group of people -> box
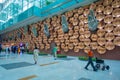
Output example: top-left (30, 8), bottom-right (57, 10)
top-left (33, 44), bottom-right (97, 72)
top-left (0, 44), bottom-right (25, 55)
top-left (1, 43), bottom-right (98, 71)
top-left (6, 46), bottom-right (25, 55)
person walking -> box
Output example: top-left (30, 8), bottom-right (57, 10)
top-left (8, 47), bottom-right (10, 54)
top-left (5, 46), bottom-right (9, 54)
top-left (5, 46), bottom-right (10, 59)
top-left (53, 45), bottom-right (58, 60)
top-left (0, 44), bottom-right (2, 54)
top-left (84, 50), bottom-right (97, 71)
top-left (18, 47), bottom-right (21, 55)
top-left (33, 47), bottom-right (39, 64)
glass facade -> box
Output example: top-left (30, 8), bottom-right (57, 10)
top-left (0, 0), bottom-right (56, 30)
top-left (0, 0), bottom-right (98, 32)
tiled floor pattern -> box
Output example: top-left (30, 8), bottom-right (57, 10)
top-left (0, 52), bottom-right (120, 80)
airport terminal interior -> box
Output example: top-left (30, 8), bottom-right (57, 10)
top-left (0, 0), bottom-right (120, 80)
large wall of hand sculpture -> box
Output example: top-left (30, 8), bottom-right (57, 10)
top-left (1, 0), bottom-right (120, 60)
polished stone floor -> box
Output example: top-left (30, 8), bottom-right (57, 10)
top-left (0, 52), bottom-right (120, 80)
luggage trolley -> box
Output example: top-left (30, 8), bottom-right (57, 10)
top-left (95, 57), bottom-right (110, 71)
